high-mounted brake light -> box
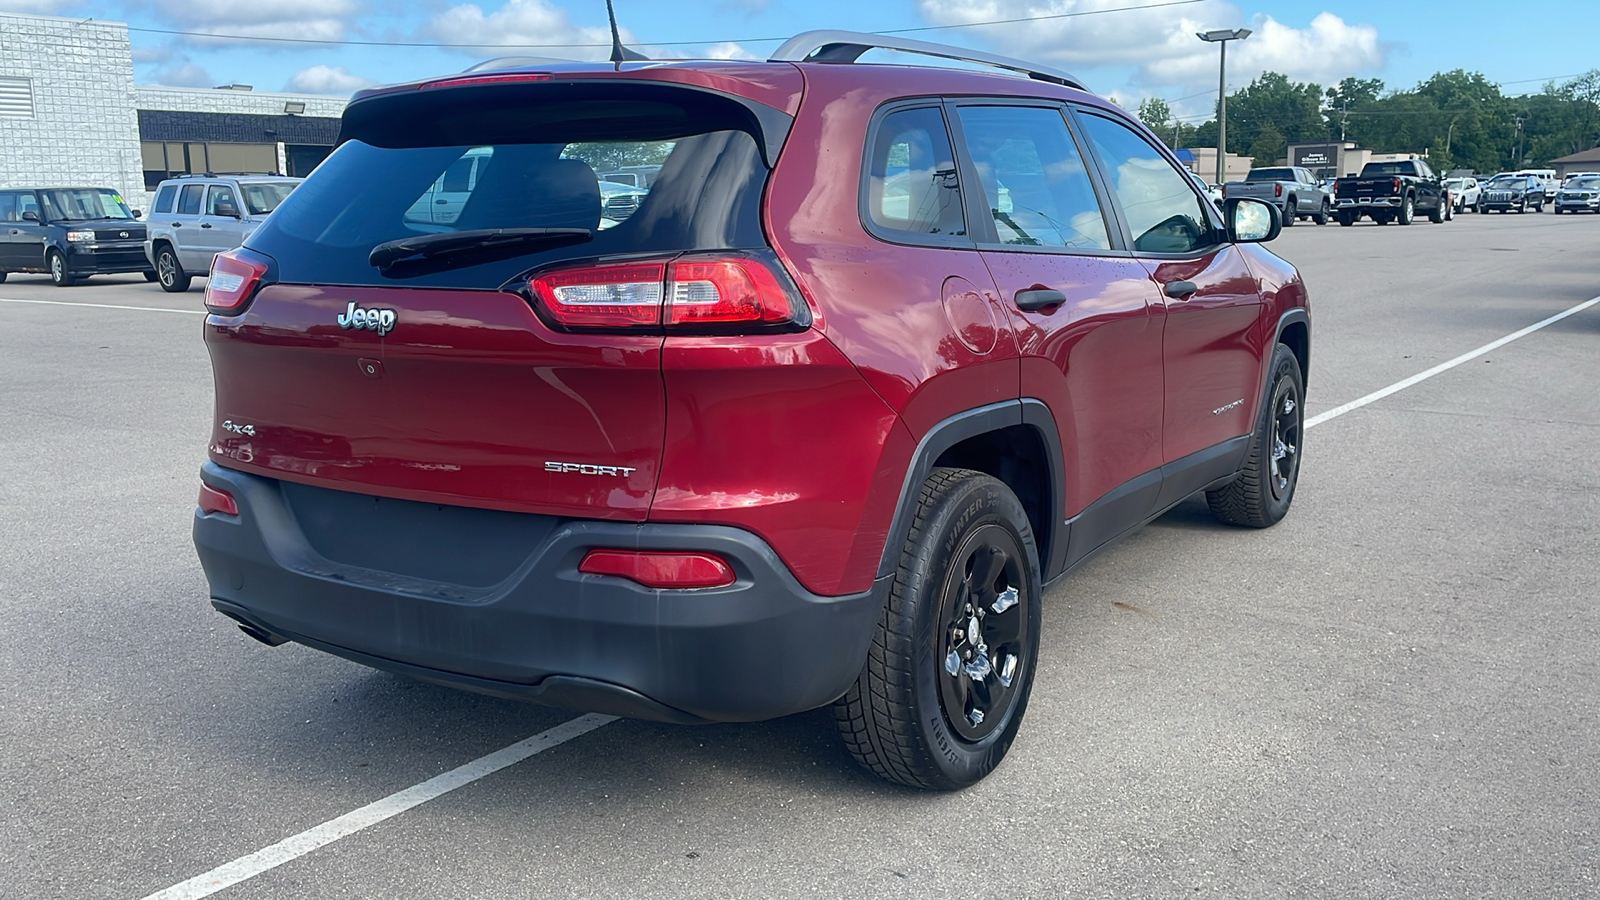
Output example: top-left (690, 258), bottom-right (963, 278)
top-left (524, 255), bottom-right (802, 332)
top-left (579, 550), bottom-right (736, 589)
top-left (420, 72), bottom-right (554, 90)
top-left (198, 483), bottom-right (238, 517)
top-left (205, 249), bottom-right (270, 314)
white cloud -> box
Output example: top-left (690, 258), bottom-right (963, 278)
top-left (424, 0), bottom-right (622, 59)
top-left (914, 0), bottom-right (1385, 110)
top-left (135, 0), bottom-right (361, 43)
top-left (147, 63), bottom-right (214, 87)
top-left (703, 41), bottom-right (757, 61)
top-left (0, 0), bottom-right (75, 12)
top-left (285, 64), bottom-right (375, 94)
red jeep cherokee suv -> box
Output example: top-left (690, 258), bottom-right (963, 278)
top-left (193, 32), bottom-right (1308, 790)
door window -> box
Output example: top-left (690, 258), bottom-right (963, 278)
top-left (206, 186), bottom-right (238, 215)
top-left (955, 105), bottom-right (1110, 250)
top-left (178, 184), bottom-right (204, 215)
top-left (15, 192), bottom-right (39, 220)
top-left (0, 192), bottom-right (15, 222)
top-left (863, 106), bottom-right (967, 240)
top-left (1077, 112), bottom-right (1216, 255)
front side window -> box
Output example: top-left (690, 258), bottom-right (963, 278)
top-left (0, 192), bottom-right (16, 222)
top-left (864, 106), bottom-right (966, 240)
top-left (206, 186), bottom-right (238, 215)
top-left (956, 105), bottom-right (1110, 250)
top-left (1077, 112), bottom-right (1215, 255)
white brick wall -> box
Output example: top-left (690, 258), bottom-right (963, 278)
top-left (133, 86), bottom-right (347, 119)
top-left (0, 12), bottom-right (144, 211)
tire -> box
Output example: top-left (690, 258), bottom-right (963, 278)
top-left (1337, 212), bottom-right (1355, 227)
top-left (1313, 200), bottom-right (1330, 225)
top-left (833, 468), bottom-right (1042, 791)
top-left (1430, 198), bottom-right (1445, 223)
top-left (1398, 196), bottom-right (1415, 225)
top-left (143, 270), bottom-right (159, 282)
top-left (48, 250), bottom-right (75, 287)
top-left (0, 271), bottom-right (7, 283)
top-left (155, 246), bottom-right (191, 293)
top-left (1280, 200), bottom-right (1295, 227)
top-left (1206, 344), bottom-right (1304, 528)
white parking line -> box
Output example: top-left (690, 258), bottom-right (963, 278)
top-left (134, 293), bottom-right (1599, 899)
top-left (1305, 293), bottom-right (1600, 429)
top-left (0, 297), bottom-right (205, 315)
top-left (140, 714), bottom-right (617, 900)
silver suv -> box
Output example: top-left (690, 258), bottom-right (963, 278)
top-left (144, 175), bottom-right (301, 292)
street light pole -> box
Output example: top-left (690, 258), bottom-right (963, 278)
top-left (1197, 28), bottom-right (1252, 188)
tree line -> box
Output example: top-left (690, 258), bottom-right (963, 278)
top-left (1137, 69), bottom-right (1600, 174)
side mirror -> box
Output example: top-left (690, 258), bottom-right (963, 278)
top-left (1224, 197), bottom-right (1281, 243)
top-left (20, 210), bottom-right (39, 222)
top-left (214, 201), bottom-right (240, 219)
top-left (132, 209), bottom-right (143, 219)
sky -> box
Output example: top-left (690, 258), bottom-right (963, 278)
top-left (3, 0), bottom-right (1593, 116)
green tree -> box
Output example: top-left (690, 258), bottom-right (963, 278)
top-left (1138, 97), bottom-right (1173, 134)
top-left (1247, 121), bottom-right (1286, 166)
top-left (1224, 72), bottom-right (1326, 156)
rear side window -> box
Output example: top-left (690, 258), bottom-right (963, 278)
top-left (0, 193), bottom-right (15, 222)
top-left (248, 85), bottom-right (775, 289)
top-left (955, 105), bottom-right (1109, 251)
top-left (153, 185), bottom-right (177, 214)
top-left (863, 106), bottom-right (966, 241)
top-left (178, 184), bottom-right (204, 215)
top-left (1077, 112), bottom-right (1215, 255)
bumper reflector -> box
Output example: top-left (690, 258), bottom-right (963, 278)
top-left (579, 550), bottom-right (736, 589)
top-left (199, 483), bottom-right (239, 517)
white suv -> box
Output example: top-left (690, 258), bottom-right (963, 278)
top-left (144, 175), bottom-right (301, 292)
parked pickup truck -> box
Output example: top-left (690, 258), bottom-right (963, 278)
top-left (1223, 167), bottom-right (1331, 226)
top-left (1333, 159), bottom-right (1450, 226)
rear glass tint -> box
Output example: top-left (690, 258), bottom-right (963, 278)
top-left (247, 86), bottom-right (775, 289)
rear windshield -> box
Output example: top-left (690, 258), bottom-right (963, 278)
top-left (247, 88), bottom-right (772, 289)
top-left (1246, 168), bottom-right (1292, 181)
top-left (1362, 162), bottom-right (1418, 176)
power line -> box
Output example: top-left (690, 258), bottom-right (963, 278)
top-left (120, 0), bottom-right (1205, 49)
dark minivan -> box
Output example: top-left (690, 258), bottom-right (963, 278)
top-left (0, 187), bottom-right (155, 286)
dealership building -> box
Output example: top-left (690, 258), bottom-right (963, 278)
top-left (0, 11), bottom-right (348, 211)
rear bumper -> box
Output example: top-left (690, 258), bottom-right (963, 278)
top-left (1333, 196), bottom-right (1402, 208)
top-left (193, 462), bottom-right (885, 724)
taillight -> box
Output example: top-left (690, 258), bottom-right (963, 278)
top-left (205, 248), bottom-right (270, 315)
top-left (578, 549), bottom-right (736, 589)
top-left (524, 254), bottom-right (804, 333)
top-left (1392, 177), bottom-right (1401, 192)
top-left (529, 261), bottom-right (665, 329)
top-left (667, 258), bottom-right (795, 326)
top-left (198, 483), bottom-right (238, 517)
top-left (1274, 183), bottom-right (1282, 197)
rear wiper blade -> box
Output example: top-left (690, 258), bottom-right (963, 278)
top-left (369, 227), bottom-right (592, 270)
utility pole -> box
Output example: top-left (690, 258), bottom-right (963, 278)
top-left (1197, 28), bottom-right (1252, 186)
top-left (1514, 115), bottom-right (1525, 163)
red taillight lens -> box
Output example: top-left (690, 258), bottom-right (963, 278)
top-left (1274, 183), bottom-right (1282, 197)
top-left (578, 550), bottom-right (736, 589)
top-left (1392, 177), bottom-right (1401, 192)
top-left (205, 249), bottom-right (269, 314)
top-left (198, 483), bottom-right (238, 516)
top-left (667, 258), bottom-right (795, 326)
top-left (529, 262), bottom-right (666, 329)
top-left (525, 255), bottom-right (802, 332)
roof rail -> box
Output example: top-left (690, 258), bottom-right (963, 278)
top-left (769, 30), bottom-right (1087, 91)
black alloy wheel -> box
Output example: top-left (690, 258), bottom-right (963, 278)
top-left (1207, 344), bottom-right (1304, 528)
top-left (936, 527), bottom-right (1031, 743)
top-left (833, 468), bottom-right (1041, 790)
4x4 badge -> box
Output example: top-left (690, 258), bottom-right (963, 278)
top-left (336, 302), bottom-right (398, 336)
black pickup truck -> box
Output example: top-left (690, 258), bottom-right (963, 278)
top-left (1332, 159), bottom-right (1450, 226)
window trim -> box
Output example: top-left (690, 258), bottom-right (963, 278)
top-left (945, 97), bottom-right (1131, 258)
top-left (1069, 105), bottom-right (1229, 261)
top-left (857, 99), bottom-right (977, 250)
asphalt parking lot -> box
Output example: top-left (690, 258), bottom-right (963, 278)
top-left (4, 210), bottom-right (1598, 899)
